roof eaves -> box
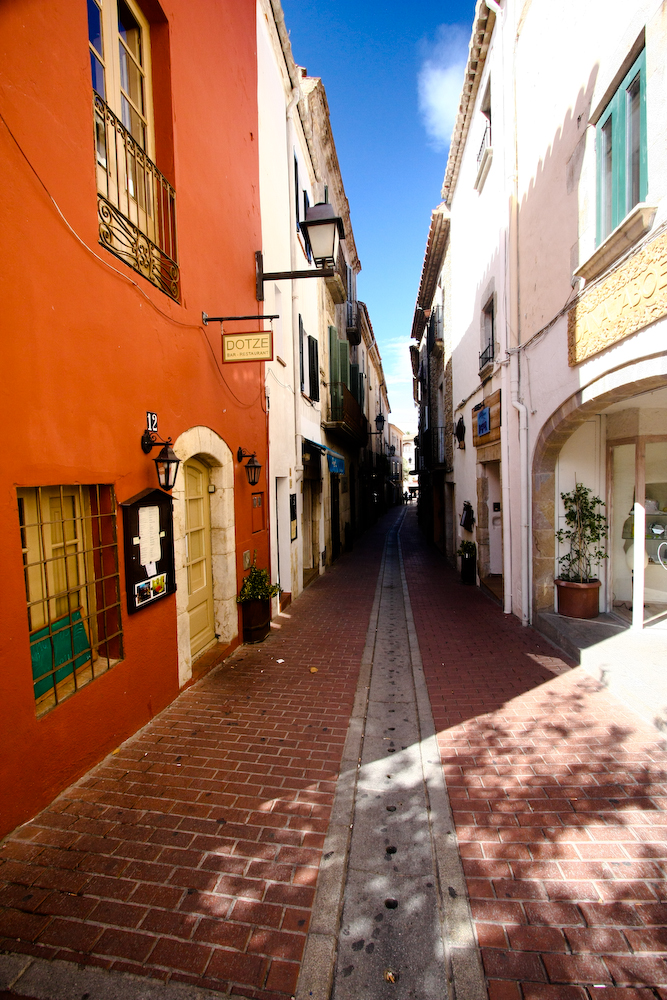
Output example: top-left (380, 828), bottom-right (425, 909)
top-left (441, 0), bottom-right (496, 207)
top-left (410, 202), bottom-right (451, 342)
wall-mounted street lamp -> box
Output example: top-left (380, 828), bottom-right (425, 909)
top-left (255, 203), bottom-right (345, 301)
top-left (141, 430), bottom-right (180, 491)
top-left (237, 448), bottom-right (262, 486)
top-left (375, 413), bottom-right (386, 434)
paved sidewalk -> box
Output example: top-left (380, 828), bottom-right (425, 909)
top-left (401, 509), bottom-right (667, 1000)
top-left (3, 506), bottom-right (667, 1000)
top-left (0, 513), bottom-right (390, 1000)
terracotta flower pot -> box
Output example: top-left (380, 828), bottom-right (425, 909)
top-left (555, 579), bottom-right (601, 619)
top-left (241, 598), bottom-right (270, 643)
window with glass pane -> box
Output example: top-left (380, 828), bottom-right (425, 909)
top-left (596, 49), bottom-right (647, 244)
top-left (18, 485), bottom-right (123, 716)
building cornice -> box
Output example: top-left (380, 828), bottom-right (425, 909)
top-left (441, 0), bottom-right (496, 207)
top-left (410, 202), bottom-right (450, 342)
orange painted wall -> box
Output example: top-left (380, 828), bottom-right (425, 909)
top-left (0, 0), bottom-right (268, 836)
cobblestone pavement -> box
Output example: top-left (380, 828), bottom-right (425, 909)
top-left (2, 506), bottom-right (667, 1000)
top-left (0, 513), bottom-right (389, 1000)
top-left (400, 509), bottom-right (667, 1000)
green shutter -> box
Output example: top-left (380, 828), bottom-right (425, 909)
top-left (338, 336), bottom-right (350, 390)
top-left (596, 48), bottom-right (647, 245)
top-left (329, 325), bottom-right (339, 384)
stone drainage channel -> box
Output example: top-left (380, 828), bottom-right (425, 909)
top-left (296, 511), bottom-right (487, 1000)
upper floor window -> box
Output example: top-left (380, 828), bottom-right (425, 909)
top-left (480, 296), bottom-right (495, 371)
top-left (88, 0), bottom-right (179, 300)
top-left (597, 49), bottom-right (647, 244)
top-left (89, 0), bottom-right (153, 153)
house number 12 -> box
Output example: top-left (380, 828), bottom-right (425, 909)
top-left (146, 412), bottom-right (158, 433)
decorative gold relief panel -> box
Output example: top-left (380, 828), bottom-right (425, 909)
top-left (568, 231), bottom-right (667, 365)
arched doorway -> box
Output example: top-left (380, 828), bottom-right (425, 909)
top-left (532, 357), bottom-right (667, 619)
top-left (172, 427), bottom-right (236, 687)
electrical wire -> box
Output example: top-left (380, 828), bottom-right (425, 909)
top-left (0, 105), bottom-right (265, 411)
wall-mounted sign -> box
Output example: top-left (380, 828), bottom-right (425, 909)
top-left (472, 389), bottom-right (501, 448)
top-left (121, 488), bottom-right (176, 614)
top-left (222, 330), bottom-right (273, 363)
top-left (477, 406), bottom-right (490, 437)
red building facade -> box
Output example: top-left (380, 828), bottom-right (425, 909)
top-left (0, 0), bottom-right (267, 836)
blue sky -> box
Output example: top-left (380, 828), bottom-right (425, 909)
top-left (280, 0), bottom-right (477, 435)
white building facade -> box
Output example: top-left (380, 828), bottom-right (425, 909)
top-left (413, 0), bottom-right (667, 715)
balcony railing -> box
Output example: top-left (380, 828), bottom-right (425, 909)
top-left (94, 94), bottom-right (179, 301)
top-left (325, 382), bottom-right (368, 445)
top-left (479, 341), bottom-right (494, 370)
top-left (346, 301), bottom-right (361, 345)
top-left (477, 120), bottom-right (491, 168)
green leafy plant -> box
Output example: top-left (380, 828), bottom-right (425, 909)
top-left (456, 540), bottom-right (477, 557)
top-left (556, 482), bottom-right (608, 583)
top-left (237, 555), bottom-right (280, 603)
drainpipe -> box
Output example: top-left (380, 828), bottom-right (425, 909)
top-left (510, 349), bottom-right (530, 624)
top-left (506, 0), bottom-right (529, 625)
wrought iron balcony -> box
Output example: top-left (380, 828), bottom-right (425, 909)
top-left (477, 120), bottom-right (491, 168)
top-left (94, 94), bottom-right (179, 301)
top-left (479, 342), bottom-right (494, 371)
top-left (325, 382), bottom-right (368, 445)
top-left (346, 301), bottom-right (361, 345)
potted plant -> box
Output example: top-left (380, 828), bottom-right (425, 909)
top-left (456, 540), bottom-right (477, 586)
top-left (555, 482), bottom-right (608, 618)
top-left (237, 556), bottom-right (280, 643)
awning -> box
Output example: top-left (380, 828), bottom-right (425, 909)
top-left (327, 450), bottom-right (345, 475)
top-left (303, 439), bottom-right (345, 475)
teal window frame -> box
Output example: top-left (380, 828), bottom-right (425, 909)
top-left (596, 49), bottom-right (647, 245)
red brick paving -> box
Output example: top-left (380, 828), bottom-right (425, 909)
top-left (401, 508), bottom-right (667, 999)
top-left (0, 515), bottom-right (389, 999)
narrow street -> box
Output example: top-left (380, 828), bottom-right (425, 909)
top-left (2, 507), bottom-right (667, 1000)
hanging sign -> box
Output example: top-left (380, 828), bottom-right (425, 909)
top-left (222, 330), bottom-right (273, 363)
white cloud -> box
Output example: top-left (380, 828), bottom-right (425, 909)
top-left (418, 24), bottom-right (469, 151)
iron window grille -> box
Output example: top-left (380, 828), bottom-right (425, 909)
top-left (17, 485), bottom-right (123, 716)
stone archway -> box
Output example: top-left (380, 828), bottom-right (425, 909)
top-left (532, 356), bottom-right (667, 615)
top-left (172, 427), bottom-right (236, 687)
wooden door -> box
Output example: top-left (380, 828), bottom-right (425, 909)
top-left (184, 458), bottom-right (215, 656)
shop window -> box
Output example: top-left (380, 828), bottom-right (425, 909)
top-left (17, 485), bottom-right (123, 716)
top-left (597, 49), bottom-right (647, 244)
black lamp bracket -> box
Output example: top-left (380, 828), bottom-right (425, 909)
top-left (237, 447), bottom-right (256, 463)
top-left (255, 251), bottom-right (335, 302)
top-left (141, 431), bottom-right (173, 454)
top-left (202, 312), bottom-right (279, 325)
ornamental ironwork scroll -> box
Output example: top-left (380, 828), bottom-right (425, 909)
top-left (94, 95), bottom-right (179, 302)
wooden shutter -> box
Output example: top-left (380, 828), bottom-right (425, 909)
top-left (308, 336), bottom-right (319, 401)
top-left (350, 363), bottom-right (359, 405)
top-left (338, 335), bottom-right (350, 390)
top-left (329, 325), bottom-right (339, 385)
